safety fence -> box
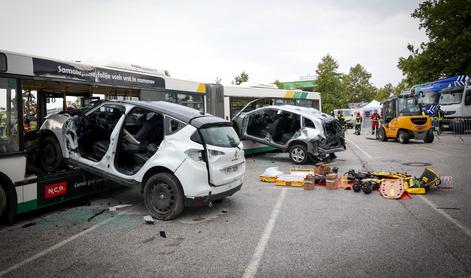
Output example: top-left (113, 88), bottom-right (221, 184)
top-left (440, 117), bottom-right (471, 135)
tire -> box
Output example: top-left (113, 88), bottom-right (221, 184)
top-left (352, 183), bottom-right (361, 192)
top-left (289, 144), bottom-right (308, 164)
top-left (0, 184), bottom-right (7, 220)
top-left (424, 130), bottom-right (434, 143)
top-left (39, 135), bottom-right (63, 173)
top-left (397, 131), bottom-right (409, 144)
top-left (377, 127), bottom-right (387, 142)
top-left (143, 173), bottom-right (184, 221)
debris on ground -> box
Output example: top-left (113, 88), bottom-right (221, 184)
top-left (109, 204), bottom-right (132, 212)
top-left (259, 162), bottom-right (444, 200)
top-left (21, 222), bottom-right (36, 228)
top-left (275, 175), bottom-right (305, 187)
top-left (259, 167), bottom-right (284, 182)
top-left (87, 209), bottom-right (106, 222)
top-left (143, 215), bottom-right (155, 224)
top-left (160, 231), bottom-right (167, 238)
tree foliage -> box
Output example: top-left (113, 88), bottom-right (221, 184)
top-left (398, 0), bottom-right (471, 84)
top-left (233, 71), bottom-right (249, 85)
top-left (344, 64), bottom-right (376, 103)
top-left (313, 55), bottom-right (347, 113)
top-left (375, 83), bottom-right (395, 101)
top-left (273, 79), bottom-right (284, 89)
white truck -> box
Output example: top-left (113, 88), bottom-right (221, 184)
top-left (438, 76), bottom-right (471, 133)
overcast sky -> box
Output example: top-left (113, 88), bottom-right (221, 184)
top-left (1, 0), bottom-right (426, 87)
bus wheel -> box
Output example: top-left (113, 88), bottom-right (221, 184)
top-left (377, 127), bottom-right (387, 142)
top-left (397, 131), bottom-right (409, 144)
top-left (143, 173), bottom-right (184, 221)
top-left (424, 130), bottom-right (434, 143)
top-left (39, 136), bottom-right (63, 173)
top-left (0, 183), bottom-right (6, 219)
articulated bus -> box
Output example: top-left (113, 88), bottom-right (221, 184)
top-left (0, 50), bottom-right (320, 221)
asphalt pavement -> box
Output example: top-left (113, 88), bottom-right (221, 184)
top-left (1, 130), bottom-right (470, 278)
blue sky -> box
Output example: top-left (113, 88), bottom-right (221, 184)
top-left (1, 0), bottom-right (427, 87)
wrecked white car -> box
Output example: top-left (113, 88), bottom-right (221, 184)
top-left (39, 101), bottom-right (245, 220)
top-left (233, 105), bottom-right (345, 164)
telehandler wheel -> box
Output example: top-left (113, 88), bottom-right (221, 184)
top-left (397, 131), bottom-right (409, 144)
top-left (377, 127), bottom-right (387, 142)
top-left (424, 130), bottom-right (434, 143)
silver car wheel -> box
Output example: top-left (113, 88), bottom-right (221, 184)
top-left (291, 147), bottom-right (305, 163)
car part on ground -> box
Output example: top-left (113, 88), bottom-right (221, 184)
top-left (259, 164), bottom-right (443, 200)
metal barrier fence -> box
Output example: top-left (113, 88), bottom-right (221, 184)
top-left (441, 117), bottom-right (471, 134)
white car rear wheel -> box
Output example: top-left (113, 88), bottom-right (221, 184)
top-left (289, 144), bottom-right (308, 164)
top-left (143, 173), bottom-right (184, 221)
top-left (0, 184), bottom-right (6, 219)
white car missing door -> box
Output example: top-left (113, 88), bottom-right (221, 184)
top-left (39, 101), bottom-right (245, 220)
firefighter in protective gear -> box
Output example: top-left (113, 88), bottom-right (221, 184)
top-left (371, 110), bottom-right (380, 135)
top-left (354, 112), bottom-right (362, 135)
top-left (0, 113), bottom-right (8, 152)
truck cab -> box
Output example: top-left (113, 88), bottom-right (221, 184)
top-left (438, 76), bottom-right (471, 132)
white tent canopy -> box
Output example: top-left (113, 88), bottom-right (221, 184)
top-left (360, 100), bottom-right (382, 114)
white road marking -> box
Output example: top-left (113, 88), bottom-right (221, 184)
top-left (0, 211), bottom-right (126, 277)
top-left (418, 195), bottom-right (471, 238)
top-left (420, 146), bottom-right (453, 157)
top-left (346, 139), bottom-right (372, 159)
top-left (243, 187), bottom-right (287, 278)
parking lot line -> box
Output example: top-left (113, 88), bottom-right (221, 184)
top-left (0, 211), bottom-right (127, 277)
top-left (420, 146), bottom-right (453, 157)
top-left (346, 139), bottom-right (373, 159)
top-left (418, 195), bottom-right (471, 238)
top-left (242, 188), bottom-right (287, 278)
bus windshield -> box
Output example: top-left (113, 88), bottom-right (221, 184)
top-left (398, 96), bottom-right (420, 116)
top-left (419, 91), bottom-right (438, 105)
top-left (439, 91), bottom-right (463, 105)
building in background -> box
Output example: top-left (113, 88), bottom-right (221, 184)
top-left (280, 74), bottom-right (316, 91)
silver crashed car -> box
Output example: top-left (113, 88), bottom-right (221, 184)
top-left (233, 105), bottom-right (345, 164)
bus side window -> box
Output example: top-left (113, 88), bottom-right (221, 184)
top-left (0, 78), bottom-right (19, 153)
top-left (22, 90), bottom-right (38, 132)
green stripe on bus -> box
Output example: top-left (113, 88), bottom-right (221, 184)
top-left (244, 146), bottom-right (276, 155)
top-left (301, 92), bottom-right (308, 99)
top-left (17, 199), bottom-right (38, 213)
top-left (293, 92), bottom-right (301, 99)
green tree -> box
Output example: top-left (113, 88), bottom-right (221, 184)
top-left (273, 80), bottom-right (285, 89)
top-left (398, 0), bottom-right (471, 84)
top-left (313, 55), bottom-right (346, 113)
top-left (394, 79), bottom-right (410, 95)
top-left (375, 83), bottom-right (395, 101)
top-left (233, 71), bottom-right (249, 85)
top-left (343, 64), bottom-right (376, 103)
